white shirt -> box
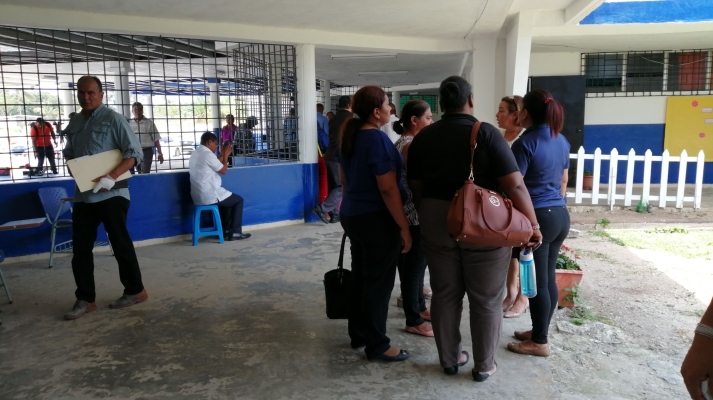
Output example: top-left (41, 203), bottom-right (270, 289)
top-left (189, 145), bottom-right (232, 205)
top-left (381, 115), bottom-right (400, 144)
top-left (506, 129), bottom-right (524, 148)
top-left (129, 117), bottom-right (161, 148)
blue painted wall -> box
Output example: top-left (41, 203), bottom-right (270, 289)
top-left (583, 124), bottom-right (712, 184)
top-left (582, 0), bottom-right (713, 25)
top-left (0, 163), bottom-right (313, 258)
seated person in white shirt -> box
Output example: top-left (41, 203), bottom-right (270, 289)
top-left (189, 132), bottom-right (251, 241)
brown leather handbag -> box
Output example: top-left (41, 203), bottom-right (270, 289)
top-left (446, 122), bottom-right (533, 247)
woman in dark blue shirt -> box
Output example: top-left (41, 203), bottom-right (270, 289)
top-left (338, 86), bottom-right (412, 362)
top-left (509, 89), bottom-right (571, 357)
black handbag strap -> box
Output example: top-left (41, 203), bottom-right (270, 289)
top-left (338, 232), bottom-right (347, 270)
top-left (468, 121), bottom-right (482, 182)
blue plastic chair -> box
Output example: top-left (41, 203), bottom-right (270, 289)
top-left (192, 204), bottom-right (224, 246)
top-left (38, 187), bottom-right (74, 269)
top-left (0, 249), bottom-right (12, 304)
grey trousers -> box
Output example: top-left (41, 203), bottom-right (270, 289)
top-left (419, 198), bottom-right (510, 372)
top-left (319, 161), bottom-right (342, 214)
top-left (138, 147), bottom-right (154, 174)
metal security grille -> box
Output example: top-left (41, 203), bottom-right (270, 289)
top-left (328, 84), bottom-right (392, 114)
top-left (0, 26), bottom-right (298, 183)
top-left (582, 50), bottom-right (713, 97)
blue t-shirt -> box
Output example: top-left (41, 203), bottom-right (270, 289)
top-left (511, 124), bottom-right (570, 209)
top-left (338, 128), bottom-right (404, 216)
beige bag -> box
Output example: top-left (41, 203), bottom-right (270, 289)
top-left (446, 122), bottom-right (533, 247)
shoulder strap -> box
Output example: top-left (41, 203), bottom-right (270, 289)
top-left (337, 232), bottom-right (347, 270)
top-left (468, 121), bottom-right (482, 181)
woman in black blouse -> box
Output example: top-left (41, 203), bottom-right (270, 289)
top-left (408, 76), bottom-right (542, 381)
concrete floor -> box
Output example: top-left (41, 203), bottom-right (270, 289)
top-left (0, 223), bottom-right (559, 399)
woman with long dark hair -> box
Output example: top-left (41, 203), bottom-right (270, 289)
top-left (338, 85), bottom-right (413, 362)
top-left (408, 76), bottom-right (541, 381)
top-left (508, 89), bottom-right (570, 357)
top-left (393, 100), bottom-right (434, 337)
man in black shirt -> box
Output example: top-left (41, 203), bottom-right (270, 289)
top-left (314, 95), bottom-right (352, 223)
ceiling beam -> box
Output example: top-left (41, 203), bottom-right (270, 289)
top-left (564, 0), bottom-right (605, 25)
top-left (128, 36), bottom-right (218, 58)
top-left (0, 28), bottom-right (126, 61)
top-left (29, 29), bottom-right (142, 60)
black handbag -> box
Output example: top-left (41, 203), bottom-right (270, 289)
top-left (323, 233), bottom-right (351, 319)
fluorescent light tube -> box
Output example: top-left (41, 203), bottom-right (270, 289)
top-left (331, 53), bottom-right (397, 60)
top-left (358, 71), bottom-right (409, 76)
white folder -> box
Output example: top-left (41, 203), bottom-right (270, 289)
top-left (66, 149), bottom-right (132, 193)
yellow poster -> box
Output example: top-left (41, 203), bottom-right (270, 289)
top-left (664, 96), bottom-right (713, 161)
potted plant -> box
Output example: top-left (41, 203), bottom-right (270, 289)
top-left (582, 167), bottom-right (594, 190)
top-left (555, 244), bottom-right (584, 309)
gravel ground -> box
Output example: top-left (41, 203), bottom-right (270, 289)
top-left (541, 227), bottom-right (711, 400)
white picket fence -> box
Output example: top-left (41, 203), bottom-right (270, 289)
top-left (567, 148), bottom-right (705, 210)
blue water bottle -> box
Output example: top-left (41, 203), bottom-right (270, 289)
top-left (520, 248), bottom-right (537, 298)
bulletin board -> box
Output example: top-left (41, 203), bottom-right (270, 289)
top-left (664, 96), bottom-right (713, 161)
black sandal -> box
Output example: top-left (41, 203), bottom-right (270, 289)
top-left (443, 350), bottom-right (469, 375)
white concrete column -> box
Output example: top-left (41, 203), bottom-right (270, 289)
top-left (506, 11), bottom-right (534, 97)
top-left (296, 44), bottom-right (318, 164)
top-left (469, 37), bottom-right (498, 124)
top-left (58, 81), bottom-right (75, 118)
top-left (141, 93), bottom-right (154, 119)
top-left (120, 74), bottom-right (131, 117)
top-left (392, 91), bottom-right (401, 115)
top-left (322, 80), bottom-right (332, 114)
top-left (207, 79), bottom-right (221, 131)
top-left (108, 61), bottom-right (132, 117)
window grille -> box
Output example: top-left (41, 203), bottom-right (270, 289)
top-left (398, 95), bottom-right (439, 114)
top-left (327, 84), bottom-right (392, 114)
top-left (0, 26), bottom-right (298, 183)
top-left (582, 50), bottom-right (713, 97)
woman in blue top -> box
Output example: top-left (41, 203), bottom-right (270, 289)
top-left (508, 89), bottom-right (571, 357)
top-left (338, 85), bottom-right (413, 362)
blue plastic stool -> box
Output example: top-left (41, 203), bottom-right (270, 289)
top-left (192, 204), bottom-right (224, 246)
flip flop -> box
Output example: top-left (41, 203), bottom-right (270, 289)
top-left (443, 350), bottom-right (469, 375)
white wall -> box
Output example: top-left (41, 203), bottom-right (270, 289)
top-left (495, 38), bottom-right (507, 99)
top-left (584, 97), bottom-right (667, 125)
top-left (529, 52), bottom-right (580, 77)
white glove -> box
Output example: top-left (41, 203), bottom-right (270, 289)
top-left (92, 176), bottom-right (116, 193)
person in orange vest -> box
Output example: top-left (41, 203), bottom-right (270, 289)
top-left (31, 117), bottom-right (58, 175)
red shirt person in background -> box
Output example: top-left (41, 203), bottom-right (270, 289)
top-left (30, 117), bottom-right (58, 175)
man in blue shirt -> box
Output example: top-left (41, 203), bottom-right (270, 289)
top-left (316, 104), bottom-right (329, 136)
top-left (62, 76), bottom-right (147, 320)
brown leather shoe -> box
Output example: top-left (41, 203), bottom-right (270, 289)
top-left (64, 300), bottom-right (97, 320)
top-left (514, 330), bottom-right (532, 341)
top-left (507, 341), bottom-right (550, 357)
top-left (420, 309), bottom-right (431, 321)
top-left (109, 289), bottom-right (148, 309)
top-left (404, 322), bottom-right (434, 337)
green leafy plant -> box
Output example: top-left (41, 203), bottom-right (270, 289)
top-left (594, 218), bottom-right (610, 229)
top-left (565, 284), bottom-right (615, 325)
top-left (583, 167), bottom-right (594, 176)
top-left (564, 286), bottom-right (581, 302)
top-left (557, 245), bottom-right (582, 271)
top-left (645, 227), bottom-right (688, 234)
